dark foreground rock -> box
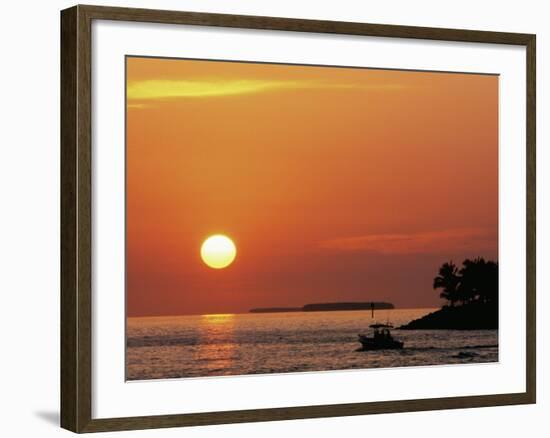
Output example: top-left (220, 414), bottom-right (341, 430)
top-left (400, 303), bottom-right (498, 330)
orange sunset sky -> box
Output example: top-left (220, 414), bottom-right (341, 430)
top-left (126, 56), bottom-right (498, 317)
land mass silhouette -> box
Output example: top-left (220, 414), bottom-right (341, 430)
top-left (400, 302), bottom-right (498, 330)
top-left (401, 257), bottom-right (498, 330)
top-left (249, 302), bottom-right (394, 313)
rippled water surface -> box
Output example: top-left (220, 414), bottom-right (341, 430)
top-left (127, 309), bottom-right (498, 380)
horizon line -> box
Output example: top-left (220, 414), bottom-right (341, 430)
top-left (127, 305), bottom-right (441, 319)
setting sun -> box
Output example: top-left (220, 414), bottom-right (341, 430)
top-left (200, 235), bottom-right (237, 269)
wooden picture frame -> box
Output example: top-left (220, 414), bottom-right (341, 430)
top-left (61, 4), bottom-right (536, 433)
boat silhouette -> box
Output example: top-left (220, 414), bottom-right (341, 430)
top-left (358, 324), bottom-right (404, 351)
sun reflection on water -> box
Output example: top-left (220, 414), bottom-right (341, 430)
top-left (200, 313), bottom-right (236, 324)
top-left (195, 313), bottom-right (237, 374)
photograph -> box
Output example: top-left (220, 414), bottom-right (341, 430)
top-left (125, 56), bottom-right (499, 381)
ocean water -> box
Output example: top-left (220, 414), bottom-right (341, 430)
top-left (126, 308), bottom-right (498, 380)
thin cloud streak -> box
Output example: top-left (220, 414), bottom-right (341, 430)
top-left (127, 103), bottom-right (148, 109)
top-left (126, 78), bottom-right (404, 101)
top-left (319, 228), bottom-right (497, 255)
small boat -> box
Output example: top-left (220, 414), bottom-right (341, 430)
top-left (358, 324), bottom-right (404, 350)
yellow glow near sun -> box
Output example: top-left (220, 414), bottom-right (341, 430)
top-left (200, 235), bottom-right (237, 269)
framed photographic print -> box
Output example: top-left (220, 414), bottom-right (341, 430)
top-left (60, 4), bottom-right (536, 433)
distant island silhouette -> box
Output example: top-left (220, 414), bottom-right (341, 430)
top-left (250, 302), bottom-right (394, 313)
top-left (401, 257), bottom-right (498, 330)
top-left (249, 307), bottom-right (302, 313)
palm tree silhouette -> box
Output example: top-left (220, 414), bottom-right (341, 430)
top-left (458, 258), bottom-right (498, 305)
top-left (433, 262), bottom-right (460, 307)
top-left (433, 258), bottom-right (498, 307)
